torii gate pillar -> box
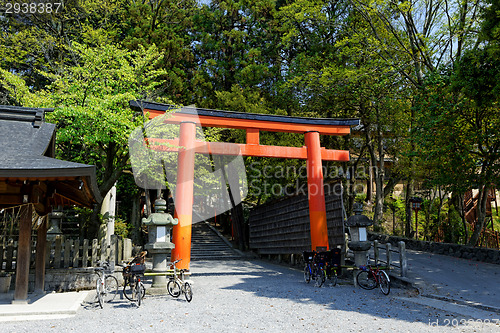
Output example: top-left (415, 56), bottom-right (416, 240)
top-left (305, 131), bottom-right (329, 251)
top-left (170, 121), bottom-right (196, 270)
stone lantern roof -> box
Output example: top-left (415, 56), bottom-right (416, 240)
top-left (346, 202), bottom-right (373, 227)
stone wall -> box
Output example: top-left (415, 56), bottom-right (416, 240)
top-left (26, 268), bottom-right (124, 292)
top-left (368, 232), bottom-right (500, 265)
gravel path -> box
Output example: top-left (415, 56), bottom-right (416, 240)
top-left (3, 259), bottom-right (499, 332)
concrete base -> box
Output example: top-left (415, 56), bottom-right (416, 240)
top-left (146, 287), bottom-right (168, 295)
top-left (353, 250), bottom-right (369, 267)
top-left (11, 299), bottom-right (29, 305)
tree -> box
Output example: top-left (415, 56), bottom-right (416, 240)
top-left (413, 61), bottom-right (500, 246)
top-left (276, 0), bottom-right (411, 225)
top-left (1, 42), bottom-right (167, 237)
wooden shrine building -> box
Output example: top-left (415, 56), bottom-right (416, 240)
top-left (0, 105), bottom-right (101, 302)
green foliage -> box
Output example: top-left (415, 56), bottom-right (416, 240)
top-left (0, 0), bottom-right (496, 244)
top-left (114, 217), bottom-right (130, 239)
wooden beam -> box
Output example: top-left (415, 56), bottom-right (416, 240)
top-left (35, 218), bottom-right (48, 293)
top-left (146, 109), bottom-right (352, 136)
top-left (147, 139), bottom-right (350, 162)
top-left (246, 129), bottom-right (260, 145)
top-left (14, 204), bottom-right (32, 302)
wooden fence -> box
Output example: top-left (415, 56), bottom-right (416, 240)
top-left (370, 240), bottom-right (408, 277)
top-left (0, 235), bottom-right (132, 272)
top-left (249, 182), bottom-right (344, 254)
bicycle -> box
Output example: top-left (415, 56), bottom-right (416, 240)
top-left (122, 261), bottom-right (146, 306)
top-left (356, 264), bottom-right (391, 295)
top-left (94, 261), bottom-right (119, 308)
top-left (302, 251), bottom-right (317, 284)
top-left (313, 251), bottom-right (328, 287)
top-left (324, 248), bottom-right (341, 287)
top-left (167, 259), bottom-right (192, 302)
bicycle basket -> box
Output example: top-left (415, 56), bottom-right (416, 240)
top-left (315, 251), bottom-right (328, 264)
top-left (330, 248), bottom-right (341, 266)
top-left (130, 263), bottom-right (146, 274)
top-left (303, 251), bottom-right (315, 263)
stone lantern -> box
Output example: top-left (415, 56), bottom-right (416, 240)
top-left (142, 198), bottom-right (178, 294)
top-left (346, 202), bottom-right (373, 267)
top-left (46, 210), bottom-right (64, 241)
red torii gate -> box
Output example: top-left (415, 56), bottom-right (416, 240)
top-left (131, 101), bottom-right (359, 270)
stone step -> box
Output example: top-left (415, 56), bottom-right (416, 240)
top-left (190, 222), bottom-right (242, 261)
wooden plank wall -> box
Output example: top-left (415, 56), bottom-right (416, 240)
top-left (249, 182), bottom-right (344, 254)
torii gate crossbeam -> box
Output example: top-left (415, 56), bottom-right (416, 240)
top-left (131, 101), bottom-right (360, 270)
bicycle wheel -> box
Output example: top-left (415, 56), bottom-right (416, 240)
top-left (314, 266), bottom-right (325, 287)
top-left (378, 270), bottom-right (391, 295)
top-left (304, 265), bottom-right (311, 283)
top-left (167, 279), bottom-right (181, 298)
top-left (104, 275), bottom-right (119, 303)
top-left (331, 269), bottom-right (338, 287)
top-left (356, 270), bottom-right (377, 290)
top-left (136, 281), bottom-right (145, 306)
top-left (123, 277), bottom-right (135, 301)
top-left (184, 282), bottom-right (192, 302)
top-left (96, 278), bottom-right (104, 308)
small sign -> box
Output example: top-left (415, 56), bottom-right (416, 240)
top-left (156, 226), bottom-right (166, 242)
top-left (359, 228), bottom-right (367, 241)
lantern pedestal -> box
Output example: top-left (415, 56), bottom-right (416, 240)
top-left (142, 199), bottom-right (178, 295)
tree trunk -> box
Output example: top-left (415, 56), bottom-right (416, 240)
top-left (130, 191), bottom-right (143, 246)
top-left (405, 180), bottom-right (414, 238)
top-left (370, 131), bottom-right (385, 227)
top-left (469, 186), bottom-right (489, 246)
top-left (366, 158), bottom-right (373, 203)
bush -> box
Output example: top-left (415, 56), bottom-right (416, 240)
top-left (114, 217), bottom-right (130, 238)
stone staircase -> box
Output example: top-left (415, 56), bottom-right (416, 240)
top-left (190, 222), bottom-right (242, 260)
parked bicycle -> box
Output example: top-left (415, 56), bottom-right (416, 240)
top-left (303, 251), bottom-right (317, 284)
top-left (303, 250), bottom-right (341, 287)
top-left (122, 257), bottom-right (146, 306)
top-left (167, 259), bottom-right (192, 302)
top-left (94, 261), bottom-right (119, 308)
top-left (356, 263), bottom-right (391, 295)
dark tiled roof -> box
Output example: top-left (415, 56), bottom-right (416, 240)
top-left (0, 155), bottom-right (96, 178)
top-left (0, 121), bottom-right (55, 156)
top-left (130, 100), bottom-right (361, 127)
top-left (0, 105), bottom-right (102, 206)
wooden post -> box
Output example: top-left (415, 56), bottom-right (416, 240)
top-left (73, 239), bottom-right (80, 268)
top-left (305, 131), bottom-right (329, 251)
top-left (399, 241), bottom-right (408, 277)
top-left (117, 237), bottom-right (123, 264)
top-left (64, 239), bottom-right (72, 268)
top-left (83, 239), bottom-right (89, 268)
top-left (109, 235), bottom-right (117, 265)
top-left (386, 243), bottom-right (392, 270)
top-left (373, 240), bottom-right (379, 265)
top-left (34, 219), bottom-right (48, 293)
top-left (14, 204), bottom-right (32, 302)
top-left (91, 238), bottom-right (98, 267)
top-left (0, 245), bottom-right (3, 272)
top-left (100, 239), bottom-right (107, 262)
top-left (5, 239), bottom-right (14, 271)
top-left (54, 236), bottom-right (62, 269)
top-left (171, 121), bottom-right (196, 270)
top-left (45, 239), bottom-right (52, 268)
top-left (123, 238), bottom-right (132, 260)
